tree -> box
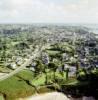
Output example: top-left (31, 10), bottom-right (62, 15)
top-left (62, 64), bottom-right (69, 80)
top-left (76, 68), bottom-right (87, 81)
top-left (65, 68), bottom-right (69, 80)
top-left (44, 65), bottom-right (48, 84)
top-left (34, 60), bottom-right (45, 76)
top-left (76, 62), bottom-right (80, 77)
top-left (48, 62), bottom-right (58, 82)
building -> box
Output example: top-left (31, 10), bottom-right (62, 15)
top-left (8, 63), bottom-right (17, 69)
top-left (62, 53), bottom-right (69, 61)
top-left (42, 52), bottom-right (49, 65)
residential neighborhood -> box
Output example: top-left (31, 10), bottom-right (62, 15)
top-left (0, 24), bottom-right (98, 100)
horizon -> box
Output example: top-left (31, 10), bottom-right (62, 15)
top-left (0, 22), bottom-right (98, 25)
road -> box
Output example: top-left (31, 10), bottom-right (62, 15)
top-left (0, 48), bottom-right (39, 81)
top-left (0, 44), bottom-right (50, 81)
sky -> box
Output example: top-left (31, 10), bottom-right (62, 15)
top-left (0, 0), bottom-right (98, 23)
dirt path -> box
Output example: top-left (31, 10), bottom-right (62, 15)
top-left (19, 92), bottom-right (70, 100)
top-left (19, 92), bottom-right (95, 100)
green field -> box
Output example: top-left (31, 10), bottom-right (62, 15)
top-left (31, 71), bottom-right (67, 86)
top-left (0, 66), bottom-right (11, 73)
top-left (0, 95), bottom-right (4, 100)
top-left (0, 70), bottom-right (36, 100)
top-left (0, 69), bottom-right (58, 100)
top-left (46, 50), bottom-right (60, 55)
top-left (0, 69), bottom-right (77, 100)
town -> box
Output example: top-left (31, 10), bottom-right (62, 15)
top-left (0, 24), bottom-right (98, 100)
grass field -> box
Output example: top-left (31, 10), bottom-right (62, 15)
top-left (16, 69), bottom-right (34, 80)
top-left (0, 95), bottom-right (4, 100)
top-left (0, 69), bottom-right (77, 100)
top-left (0, 69), bottom-right (60, 100)
top-left (0, 69), bottom-right (36, 100)
top-left (31, 74), bottom-right (46, 86)
top-left (46, 50), bottom-right (60, 55)
top-left (31, 71), bottom-right (67, 86)
top-left (0, 66), bottom-right (11, 73)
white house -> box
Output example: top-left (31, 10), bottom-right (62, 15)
top-left (64, 64), bottom-right (69, 70)
top-left (84, 47), bottom-right (89, 55)
top-left (62, 53), bottom-right (69, 61)
top-left (8, 63), bottom-right (17, 69)
top-left (16, 57), bottom-right (23, 66)
top-left (69, 67), bottom-right (76, 77)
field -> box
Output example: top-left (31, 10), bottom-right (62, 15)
top-left (0, 70), bottom-right (36, 100)
top-left (0, 69), bottom-right (57, 100)
top-left (0, 95), bottom-right (4, 100)
top-left (46, 49), bottom-right (60, 55)
top-left (31, 71), bottom-right (67, 86)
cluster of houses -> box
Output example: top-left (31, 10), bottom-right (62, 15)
top-left (3, 29), bottom-right (97, 78)
top-left (39, 52), bottom-right (77, 76)
top-left (29, 61), bottom-right (37, 71)
top-left (41, 52), bottom-right (50, 65)
top-left (5, 37), bottom-right (98, 78)
top-left (29, 37), bottom-right (98, 77)
top-left (76, 38), bottom-right (98, 69)
top-left (6, 56), bottom-right (26, 69)
top-left (28, 52), bottom-right (77, 77)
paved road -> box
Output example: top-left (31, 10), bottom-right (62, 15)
top-left (0, 49), bottom-right (39, 81)
top-left (0, 44), bottom-right (50, 81)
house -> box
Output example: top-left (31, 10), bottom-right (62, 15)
top-left (24, 58), bottom-right (28, 62)
top-left (16, 60), bottom-right (23, 66)
top-left (64, 64), bottom-right (69, 70)
top-left (85, 39), bottom-right (96, 47)
top-left (30, 67), bottom-right (35, 71)
top-left (95, 46), bottom-right (98, 55)
top-left (7, 58), bottom-right (12, 62)
top-left (74, 54), bottom-right (78, 58)
top-left (53, 58), bottom-right (59, 63)
top-left (80, 61), bottom-right (85, 68)
top-left (26, 61), bottom-right (36, 71)
top-left (80, 59), bottom-right (92, 69)
top-left (69, 67), bottom-right (76, 77)
top-left (42, 52), bottom-right (49, 65)
top-left (70, 57), bottom-right (77, 63)
top-left (56, 64), bottom-right (69, 72)
top-left (16, 57), bottom-right (23, 66)
top-left (8, 63), bottom-right (17, 69)
top-left (95, 62), bottom-right (98, 68)
top-left (93, 61), bottom-right (98, 68)
top-left (84, 47), bottom-right (89, 56)
top-left (56, 66), bottom-right (63, 72)
top-left (62, 53), bottom-right (69, 61)
top-left (79, 58), bottom-right (88, 64)
top-left (31, 62), bottom-right (37, 67)
top-left (64, 64), bottom-right (76, 77)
